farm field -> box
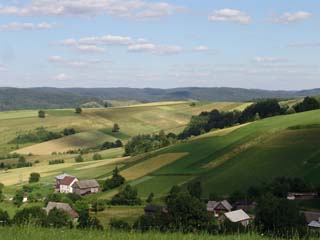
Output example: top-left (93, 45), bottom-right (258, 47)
top-left (0, 101), bottom-right (320, 223)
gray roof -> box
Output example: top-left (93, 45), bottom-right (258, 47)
top-left (303, 211), bottom-right (320, 223)
top-left (308, 221), bottom-right (320, 228)
top-left (44, 202), bottom-right (79, 218)
top-left (55, 173), bottom-right (74, 180)
top-left (224, 209), bottom-right (250, 223)
top-left (73, 179), bottom-right (99, 189)
top-left (207, 200), bottom-right (232, 211)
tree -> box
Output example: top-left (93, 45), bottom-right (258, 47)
top-left (75, 154), bottom-right (84, 162)
top-left (47, 208), bottom-right (73, 228)
top-left (38, 110), bottom-right (45, 118)
top-left (91, 199), bottom-right (106, 213)
top-left (165, 188), bottom-right (212, 233)
top-left (0, 183), bottom-right (4, 202)
top-left (109, 219), bottom-right (131, 231)
top-left (13, 190), bottom-right (24, 207)
top-left (63, 128), bottom-right (76, 136)
top-left (294, 96), bottom-right (320, 113)
top-left (75, 107), bottom-right (82, 114)
top-left (103, 166), bottom-right (125, 191)
top-left (0, 209), bottom-right (10, 226)
top-left (92, 153), bottom-right (102, 160)
top-left (111, 185), bottom-right (141, 205)
top-left (75, 200), bottom-right (103, 230)
top-left (29, 172), bottom-right (40, 183)
top-left (112, 123), bottom-right (120, 132)
top-left (255, 194), bottom-right (305, 236)
top-left (13, 206), bottom-right (47, 226)
top-left (146, 192), bottom-right (154, 204)
top-left (187, 181), bottom-right (202, 199)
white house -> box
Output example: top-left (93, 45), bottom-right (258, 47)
top-left (59, 176), bottom-right (78, 193)
top-left (224, 209), bottom-right (251, 227)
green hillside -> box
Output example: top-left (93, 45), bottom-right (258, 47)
top-left (131, 109), bottom-right (320, 197)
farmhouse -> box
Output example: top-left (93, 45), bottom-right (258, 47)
top-left (207, 200), bottom-right (232, 216)
top-left (44, 202), bottom-right (79, 220)
top-left (223, 209), bottom-right (251, 227)
top-left (72, 179), bottom-right (100, 195)
top-left (57, 176), bottom-right (78, 193)
top-left (144, 205), bottom-right (168, 216)
top-left (55, 173), bottom-right (77, 193)
top-left (303, 211), bottom-right (320, 229)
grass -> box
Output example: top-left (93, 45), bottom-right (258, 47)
top-left (0, 226), bottom-right (312, 240)
top-left (134, 109), bottom-right (320, 196)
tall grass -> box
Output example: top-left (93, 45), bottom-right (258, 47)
top-left (0, 227), bottom-right (316, 240)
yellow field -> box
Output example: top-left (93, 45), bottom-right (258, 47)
top-left (0, 158), bottom-right (125, 186)
top-left (121, 153), bottom-right (188, 181)
top-left (14, 131), bottom-right (115, 155)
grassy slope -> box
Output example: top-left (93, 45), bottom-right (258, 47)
top-left (133, 109), bottom-right (320, 197)
top-left (0, 227), bottom-right (306, 240)
top-left (0, 102), bottom-right (244, 155)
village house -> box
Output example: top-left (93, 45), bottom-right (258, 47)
top-left (287, 192), bottom-right (318, 200)
top-left (58, 176), bottom-right (78, 193)
top-left (55, 173), bottom-right (77, 192)
top-left (144, 205), bottom-right (168, 216)
top-left (223, 209), bottom-right (251, 227)
top-left (303, 211), bottom-right (320, 229)
top-left (44, 202), bottom-right (79, 220)
top-left (72, 179), bottom-right (100, 195)
top-left (207, 200), bottom-right (232, 216)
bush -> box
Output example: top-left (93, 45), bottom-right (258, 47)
top-left (63, 128), bottom-right (76, 136)
top-left (103, 167), bottom-right (125, 191)
top-left (111, 185), bottom-right (141, 206)
top-left (47, 208), bottom-right (73, 228)
top-left (109, 219), bottom-right (131, 231)
top-left (92, 153), bottom-right (102, 160)
top-left (0, 209), bottom-right (10, 226)
top-left (13, 206), bottom-right (47, 226)
top-left (91, 199), bottom-right (106, 212)
top-left (38, 110), bottom-right (45, 118)
top-left (75, 155), bottom-right (84, 162)
top-left (75, 107), bottom-right (82, 114)
top-left (29, 172), bottom-right (40, 183)
top-left (49, 159), bottom-right (64, 165)
top-left (294, 96), bottom-right (320, 113)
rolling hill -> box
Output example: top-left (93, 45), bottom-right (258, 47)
top-left (0, 100), bottom-right (319, 201)
top-left (1, 87), bottom-right (320, 111)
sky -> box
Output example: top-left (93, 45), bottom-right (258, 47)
top-left (0, 0), bottom-right (319, 90)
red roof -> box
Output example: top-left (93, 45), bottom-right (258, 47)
top-left (60, 176), bottom-right (76, 186)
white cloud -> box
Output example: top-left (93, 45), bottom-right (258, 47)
top-left (288, 42), bottom-right (320, 48)
top-left (254, 57), bottom-right (288, 63)
top-left (272, 11), bottom-right (312, 24)
top-left (0, 22), bottom-right (56, 31)
top-left (128, 42), bottom-right (183, 55)
top-left (0, 64), bottom-right (7, 72)
top-left (78, 35), bottom-right (132, 45)
top-left (54, 73), bottom-right (73, 81)
top-left (194, 45), bottom-right (209, 52)
top-left (208, 9), bottom-right (251, 24)
top-left (49, 55), bottom-right (107, 68)
top-left (75, 45), bottom-right (106, 54)
top-left (0, 0), bottom-right (184, 20)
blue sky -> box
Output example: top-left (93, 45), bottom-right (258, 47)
top-left (0, 0), bottom-right (319, 90)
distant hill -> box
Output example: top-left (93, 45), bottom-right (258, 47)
top-left (1, 87), bottom-right (320, 111)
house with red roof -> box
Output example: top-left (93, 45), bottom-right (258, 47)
top-left (55, 174), bottom-right (78, 193)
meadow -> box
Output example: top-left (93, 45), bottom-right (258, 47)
top-left (0, 227), bottom-right (314, 240)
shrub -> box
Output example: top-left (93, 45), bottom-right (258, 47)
top-left (75, 155), bottom-right (84, 162)
top-left (13, 206), bottom-right (47, 226)
top-left (47, 208), bottom-right (73, 228)
top-left (111, 185), bottom-right (141, 206)
top-left (103, 167), bottom-right (125, 191)
top-left (92, 153), bottom-right (102, 160)
top-left (109, 219), bottom-right (131, 231)
top-left (29, 172), bottom-right (40, 183)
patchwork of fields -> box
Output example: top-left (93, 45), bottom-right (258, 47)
top-left (0, 101), bottom-right (320, 209)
